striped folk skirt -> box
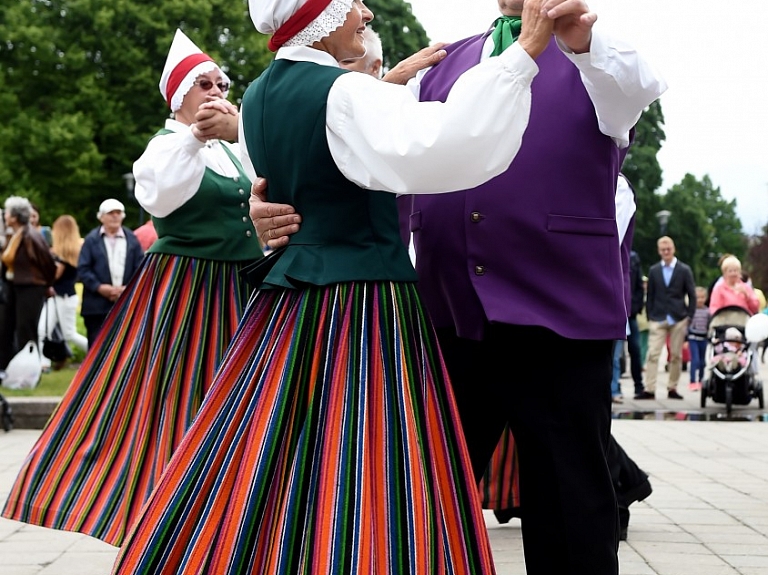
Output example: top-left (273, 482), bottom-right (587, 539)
top-left (112, 282), bottom-right (496, 575)
top-left (478, 427), bottom-right (521, 516)
top-left (2, 253), bottom-right (252, 546)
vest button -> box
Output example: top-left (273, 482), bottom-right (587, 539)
top-left (475, 265), bottom-right (485, 276)
top-left (246, 230), bottom-right (252, 237)
top-left (240, 202), bottom-right (246, 209)
top-left (470, 211), bottom-right (482, 223)
top-left (242, 216), bottom-right (248, 223)
top-left (239, 189), bottom-right (245, 195)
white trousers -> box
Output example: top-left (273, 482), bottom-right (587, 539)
top-left (38, 294), bottom-right (89, 368)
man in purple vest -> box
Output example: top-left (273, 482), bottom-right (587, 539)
top-left (250, 2), bottom-right (666, 573)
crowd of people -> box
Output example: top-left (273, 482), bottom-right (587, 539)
top-left (0, 1), bottom-right (765, 574)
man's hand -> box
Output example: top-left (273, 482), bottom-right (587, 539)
top-left (382, 43), bottom-right (449, 85)
top-left (542, 0), bottom-right (596, 54)
top-left (249, 177), bottom-right (302, 248)
top-left (517, 0), bottom-right (556, 60)
top-left (192, 101), bottom-right (239, 142)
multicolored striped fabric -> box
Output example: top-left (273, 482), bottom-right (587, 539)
top-left (112, 282), bottom-right (496, 575)
top-left (2, 253), bottom-right (251, 546)
top-left (478, 427), bottom-right (521, 513)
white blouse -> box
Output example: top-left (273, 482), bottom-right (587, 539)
top-left (132, 119), bottom-right (244, 218)
top-left (238, 42), bottom-right (539, 195)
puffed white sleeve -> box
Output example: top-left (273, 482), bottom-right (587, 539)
top-left (326, 42), bottom-right (538, 194)
top-left (559, 30), bottom-right (668, 148)
top-left (132, 128), bottom-right (207, 218)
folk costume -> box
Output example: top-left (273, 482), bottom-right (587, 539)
top-left (2, 30), bottom-right (262, 546)
top-left (111, 0), bottom-right (544, 573)
top-left (397, 23), bottom-right (667, 575)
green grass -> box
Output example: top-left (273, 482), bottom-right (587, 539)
top-left (2, 364), bottom-right (77, 397)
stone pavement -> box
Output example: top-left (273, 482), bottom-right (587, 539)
top-left (1, 356), bottom-right (767, 574)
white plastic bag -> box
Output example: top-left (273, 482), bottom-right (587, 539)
top-left (2, 341), bottom-right (42, 390)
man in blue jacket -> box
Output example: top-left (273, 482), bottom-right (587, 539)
top-left (78, 199), bottom-right (143, 344)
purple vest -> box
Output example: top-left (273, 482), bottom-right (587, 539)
top-left (402, 35), bottom-right (628, 340)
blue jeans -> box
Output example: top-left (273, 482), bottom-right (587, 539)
top-left (611, 339), bottom-right (624, 397)
top-left (688, 337), bottom-right (707, 383)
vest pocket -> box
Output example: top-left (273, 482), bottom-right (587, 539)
top-left (546, 214), bottom-right (615, 236)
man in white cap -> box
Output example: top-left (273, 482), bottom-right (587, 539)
top-left (77, 197), bottom-right (143, 344)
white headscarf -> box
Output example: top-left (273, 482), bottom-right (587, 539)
top-left (250, 0), bottom-right (355, 49)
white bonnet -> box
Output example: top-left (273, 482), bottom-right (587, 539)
top-left (250, 0), bottom-right (355, 51)
top-left (159, 29), bottom-right (230, 112)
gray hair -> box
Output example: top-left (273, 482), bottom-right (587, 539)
top-left (363, 27), bottom-right (383, 77)
top-left (4, 196), bottom-right (32, 225)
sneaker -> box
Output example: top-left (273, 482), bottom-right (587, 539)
top-left (688, 382), bottom-right (701, 391)
top-left (612, 396), bottom-right (624, 404)
top-left (634, 391), bottom-right (655, 400)
top-left (668, 389), bottom-right (684, 400)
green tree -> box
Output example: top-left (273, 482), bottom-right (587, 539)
top-left (366, 0), bottom-right (430, 70)
top-left (620, 100), bottom-right (666, 270)
top-left (0, 0), bottom-right (271, 229)
top-left (747, 226), bottom-right (768, 290)
top-left (661, 174), bottom-right (746, 287)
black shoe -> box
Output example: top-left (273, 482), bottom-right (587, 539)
top-left (493, 507), bottom-right (522, 524)
top-left (634, 391), bottom-right (655, 400)
top-left (668, 389), bottom-right (684, 400)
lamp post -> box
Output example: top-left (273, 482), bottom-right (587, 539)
top-left (655, 209), bottom-right (671, 236)
top-left (123, 172), bottom-right (144, 225)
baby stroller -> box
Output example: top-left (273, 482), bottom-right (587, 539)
top-left (700, 306), bottom-right (764, 415)
top-left (0, 392), bottom-right (13, 432)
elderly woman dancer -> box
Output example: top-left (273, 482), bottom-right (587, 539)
top-left (3, 30), bottom-right (262, 545)
top-left (112, 1), bottom-right (554, 573)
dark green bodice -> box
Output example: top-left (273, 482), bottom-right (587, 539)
top-left (240, 59), bottom-right (417, 288)
top-left (148, 131), bottom-right (262, 262)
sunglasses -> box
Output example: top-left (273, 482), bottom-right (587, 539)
top-left (193, 79), bottom-right (230, 92)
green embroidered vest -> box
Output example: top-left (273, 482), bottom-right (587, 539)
top-left (240, 60), bottom-right (417, 288)
top-left (148, 132), bottom-right (262, 262)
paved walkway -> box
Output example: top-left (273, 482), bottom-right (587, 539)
top-left (1, 356), bottom-right (766, 574)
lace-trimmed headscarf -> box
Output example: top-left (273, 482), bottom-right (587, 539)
top-left (250, 0), bottom-right (356, 52)
top-left (159, 29), bottom-right (231, 112)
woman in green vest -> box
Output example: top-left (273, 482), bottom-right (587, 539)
top-left (3, 29), bottom-right (262, 546)
top-left (112, 1), bottom-right (555, 573)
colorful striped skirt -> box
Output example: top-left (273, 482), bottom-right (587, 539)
top-left (2, 253), bottom-right (252, 546)
top-left (478, 427), bottom-right (521, 516)
top-left (112, 282), bottom-right (495, 575)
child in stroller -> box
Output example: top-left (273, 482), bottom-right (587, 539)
top-left (701, 306), bottom-right (764, 414)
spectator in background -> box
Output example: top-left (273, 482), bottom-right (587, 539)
top-left (28, 203), bottom-right (52, 246)
top-left (687, 286), bottom-right (710, 391)
top-left (0, 197), bottom-right (56, 383)
top-left (708, 255), bottom-right (759, 316)
top-left (627, 250), bottom-right (646, 396)
top-left (133, 219), bottom-right (158, 251)
top-left (38, 215), bottom-right (89, 371)
top-left (637, 236), bottom-right (696, 400)
top-left (77, 198), bottom-right (143, 345)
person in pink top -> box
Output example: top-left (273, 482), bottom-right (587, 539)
top-left (709, 255), bottom-right (759, 315)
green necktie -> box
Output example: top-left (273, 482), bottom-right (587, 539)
top-left (490, 16), bottom-right (522, 57)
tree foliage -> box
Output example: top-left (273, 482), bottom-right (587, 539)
top-left (661, 174), bottom-right (746, 287)
top-left (621, 100), bottom-right (665, 269)
top-left (365, 0), bottom-right (429, 70)
top-left (0, 0), bottom-right (270, 229)
top-left (747, 226), bottom-right (768, 289)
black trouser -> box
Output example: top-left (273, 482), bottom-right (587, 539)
top-left (82, 313), bottom-right (109, 347)
top-left (437, 323), bottom-right (618, 575)
top-left (627, 316), bottom-right (644, 394)
top-left (0, 284), bottom-right (48, 370)
top-left (607, 435), bottom-right (649, 528)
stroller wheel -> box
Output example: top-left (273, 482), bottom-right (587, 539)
top-left (700, 379), bottom-right (708, 408)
